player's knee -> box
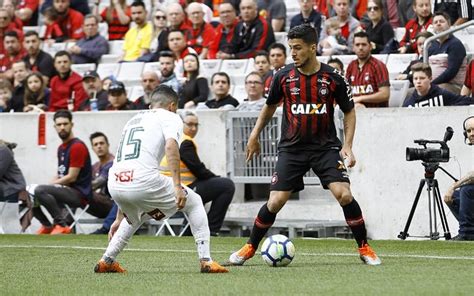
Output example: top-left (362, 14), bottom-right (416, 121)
top-left (337, 193), bottom-right (353, 206)
top-left (267, 192), bottom-right (290, 213)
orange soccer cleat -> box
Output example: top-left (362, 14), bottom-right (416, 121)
top-left (50, 224), bottom-right (72, 235)
top-left (200, 260), bottom-right (229, 273)
top-left (36, 225), bottom-right (54, 235)
top-left (358, 243), bottom-right (382, 266)
top-left (94, 259), bottom-right (127, 273)
top-left (227, 243), bottom-right (256, 266)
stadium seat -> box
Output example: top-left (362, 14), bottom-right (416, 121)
top-left (200, 59), bottom-right (222, 79)
top-left (64, 203), bottom-right (91, 234)
top-left (143, 62), bottom-right (161, 73)
top-left (98, 22), bottom-right (109, 40)
top-left (97, 63), bottom-right (120, 80)
top-left (129, 85), bottom-right (144, 101)
top-left (109, 40), bottom-right (125, 55)
top-left (389, 80), bottom-right (410, 107)
top-left (221, 59), bottom-right (249, 77)
top-left (42, 42), bottom-right (67, 57)
top-left (334, 55), bottom-right (357, 70)
top-left (23, 26), bottom-right (39, 33)
top-left (275, 32), bottom-right (288, 45)
top-left (100, 54), bottom-right (120, 64)
top-left (232, 84), bottom-right (247, 102)
top-left (318, 56), bottom-right (329, 64)
top-left (71, 63), bottom-right (96, 77)
top-left (386, 53), bottom-right (417, 79)
top-left (231, 74), bottom-right (246, 86)
top-left (117, 62), bottom-right (144, 83)
top-left (245, 58), bottom-right (254, 74)
top-left (125, 86), bottom-right (133, 99)
top-left (372, 54), bottom-right (388, 64)
top-left (395, 27), bottom-right (406, 42)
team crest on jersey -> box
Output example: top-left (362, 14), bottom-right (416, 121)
top-left (319, 86), bottom-right (329, 97)
top-left (290, 87), bottom-right (300, 95)
top-left (271, 172), bottom-right (278, 185)
top-left (364, 73), bottom-right (370, 81)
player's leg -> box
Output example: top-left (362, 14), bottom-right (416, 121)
top-left (228, 151), bottom-right (308, 266)
top-left (182, 186), bottom-right (228, 273)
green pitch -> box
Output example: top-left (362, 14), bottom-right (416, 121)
top-left (1, 235), bottom-right (473, 295)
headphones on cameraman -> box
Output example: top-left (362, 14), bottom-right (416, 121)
top-left (463, 115), bottom-right (474, 145)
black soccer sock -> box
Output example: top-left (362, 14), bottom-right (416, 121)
top-left (248, 204), bottom-right (277, 249)
top-left (342, 198), bottom-right (368, 248)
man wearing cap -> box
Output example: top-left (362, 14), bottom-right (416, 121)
top-left (106, 81), bottom-right (135, 111)
top-left (79, 71), bottom-right (108, 111)
top-left (69, 15), bottom-right (109, 64)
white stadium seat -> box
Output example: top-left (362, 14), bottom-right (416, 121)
top-left (117, 62), bottom-right (144, 82)
top-left (389, 80), bottom-right (410, 107)
top-left (97, 63), bottom-right (120, 79)
top-left (42, 42), bottom-right (67, 57)
top-left (108, 40), bottom-right (125, 55)
top-left (372, 54), bottom-right (388, 64)
top-left (395, 27), bottom-right (406, 42)
top-left (386, 53), bottom-right (417, 79)
top-left (200, 59), bottom-right (222, 78)
top-left (221, 59), bottom-right (249, 76)
top-left (100, 54), bottom-right (120, 63)
top-left (143, 62), bottom-right (161, 74)
top-left (232, 84), bottom-right (247, 102)
top-left (71, 63), bottom-right (96, 77)
top-left (129, 85), bottom-right (145, 102)
top-left (334, 54), bottom-right (357, 70)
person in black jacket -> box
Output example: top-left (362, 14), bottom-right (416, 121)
top-left (403, 63), bottom-right (474, 107)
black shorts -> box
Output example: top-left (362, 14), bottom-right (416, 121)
top-left (269, 149), bottom-right (350, 192)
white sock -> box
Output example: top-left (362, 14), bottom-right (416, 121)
top-left (103, 219), bottom-right (140, 261)
top-left (196, 240), bottom-right (211, 262)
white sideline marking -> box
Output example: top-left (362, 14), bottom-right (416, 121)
top-left (0, 244), bottom-right (473, 261)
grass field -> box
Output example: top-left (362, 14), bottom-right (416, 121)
top-left (0, 235), bottom-right (473, 295)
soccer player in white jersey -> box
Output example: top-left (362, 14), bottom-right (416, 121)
top-left (94, 85), bottom-right (228, 273)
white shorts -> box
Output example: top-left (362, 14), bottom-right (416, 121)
top-left (109, 184), bottom-right (201, 226)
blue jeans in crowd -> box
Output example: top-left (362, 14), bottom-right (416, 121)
top-left (446, 184), bottom-right (474, 239)
top-left (102, 202), bottom-right (118, 231)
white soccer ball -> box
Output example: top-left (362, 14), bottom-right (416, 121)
top-left (260, 234), bottom-right (295, 267)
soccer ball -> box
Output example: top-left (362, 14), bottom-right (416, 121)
top-left (260, 234), bottom-right (295, 267)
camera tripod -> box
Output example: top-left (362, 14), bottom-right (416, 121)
top-left (398, 162), bottom-right (455, 240)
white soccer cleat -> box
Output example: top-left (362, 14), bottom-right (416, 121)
top-left (227, 243), bottom-right (256, 266)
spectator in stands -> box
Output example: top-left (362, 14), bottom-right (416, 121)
top-left (346, 31), bottom-right (390, 108)
top-left (0, 8), bottom-right (23, 56)
top-left (22, 31), bottom-right (56, 84)
top-left (204, 72), bottom-right (239, 109)
top-left (403, 63), bottom-right (474, 107)
top-left (225, 0), bottom-right (275, 59)
top-left (158, 50), bottom-right (180, 94)
top-left (79, 70), bottom-right (108, 111)
top-left (328, 57), bottom-right (345, 75)
top-left (49, 51), bottom-right (87, 111)
top-left (254, 50), bottom-right (271, 79)
top-left (434, 0), bottom-right (472, 26)
top-left (102, 76), bottom-right (113, 91)
top-left (23, 72), bottom-right (50, 112)
top-left (33, 110), bottom-right (92, 235)
top-left (179, 52), bottom-right (209, 109)
top-left (427, 11), bottom-right (466, 94)
top-left (7, 60), bottom-right (29, 112)
top-left (121, 1), bottom-right (152, 62)
top-left (88, 132), bottom-right (117, 235)
top-left (290, 0), bottom-right (323, 41)
top-left (461, 60), bottom-right (474, 96)
top-left (398, 0), bottom-right (432, 54)
top-left (0, 30), bottom-right (27, 80)
top-left (42, 6), bottom-right (64, 41)
top-left (264, 42), bottom-right (287, 95)
top-left (10, 0), bottom-right (39, 26)
top-left (185, 2), bottom-right (215, 59)
top-left (159, 111), bottom-right (235, 236)
top-left (320, 0), bottom-right (360, 51)
top-left (318, 18), bottom-right (350, 56)
top-left (167, 2), bottom-right (191, 31)
top-left (398, 0), bottom-right (416, 27)
top-left (2, 0), bottom-right (23, 30)
top-left (168, 29), bottom-right (197, 78)
top-left (257, 0), bottom-right (286, 32)
top-left (106, 80), bottom-right (134, 110)
top-left (208, 2), bottom-right (238, 59)
top-left (0, 79), bottom-right (12, 112)
top-left (238, 71), bottom-right (266, 111)
top-left (69, 15), bottom-right (109, 65)
top-left (133, 71), bottom-right (160, 110)
top-left (48, 0), bottom-right (85, 41)
top-left (41, 0), bottom-right (90, 16)
top-left (396, 31), bottom-right (433, 86)
top-left (364, 0), bottom-right (394, 54)
top-left (98, 0), bottom-right (131, 41)
top-left (149, 8), bottom-right (169, 57)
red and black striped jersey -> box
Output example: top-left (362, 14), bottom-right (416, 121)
top-left (267, 63), bottom-right (354, 151)
top-left (345, 56), bottom-right (390, 108)
top-left (464, 60), bottom-right (474, 92)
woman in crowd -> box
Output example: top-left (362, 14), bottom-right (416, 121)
top-left (150, 8), bottom-right (169, 54)
top-left (23, 72), bottom-right (50, 113)
top-left (99, 0), bottom-right (131, 41)
top-left (179, 53), bottom-right (209, 109)
top-left (364, 0), bottom-right (394, 54)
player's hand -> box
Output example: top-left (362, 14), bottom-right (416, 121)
top-left (175, 186), bottom-right (187, 210)
top-left (108, 219), bottom-right (121, 241)
top-left (340, 147), bottom-right (356, 168)
top-left (246, 136), bottom-right (261, 162)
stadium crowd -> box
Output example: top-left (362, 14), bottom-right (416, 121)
top-left (0, 0), bottom-right (472, 113)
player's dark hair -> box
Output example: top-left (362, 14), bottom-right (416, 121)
top-left (158, 50), bottom-right (175, 59)
top-left (255, 50), bottom-right (269, 62)
top-left (288, 24), bottom-right (318, 45)
top-left (54, 50), bottom-right (72, 61)
top-left (269, 43), bottom-right (287, 57)
top-left (327, 57), bottom-right (344, 72)
top-left (149, 84), bottom-right (179, 108)
top-left (24, 30), bottom-right (40, 38)
top-left (90, 132), bottom-right (109, 145)
top-left (353, 31), bottom-right (370, 43)
top-left (211, 72), bottom-right (231, 85)
top-left (411, 62), bottom-right (432, 78)
top-left (53, 110), bottom-right (73, 122)
top-left (433, 11), bottom-right (451, 25)
top-left (131, 1), bottom-right (146, 9)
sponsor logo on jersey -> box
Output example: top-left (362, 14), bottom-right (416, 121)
top-left (286, 74), bottom-right (299, 83)
top-left (115, 170), bottom-right (135, 182)
top-left (318, 77), bottom-right (330, 85)
top-left (351, 84), bottom-right (374, 95)
top-left (290, 87), bottom-right (300, 95)
top-left (290, 103), bottom-right (327, 115)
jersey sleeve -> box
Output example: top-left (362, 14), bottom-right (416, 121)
top-left (334, 73), bottom-right (354, 112)
top-left (374, 62), bottom-right (390, 88)
top-left (464, 60), bottom-right (473, 89)
top-left (266, 72), bottom-right (284, 105)
top-left (69, 142), bottom-right (89, 168)
top-left (161, 113), bottom-right (183, 143)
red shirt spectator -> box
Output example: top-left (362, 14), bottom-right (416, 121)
top-left (208, 20), bottom-right (237, 59)
top-left (185, 22), bottom-right (215, 55)
top-left (462, 60), bottom-right (474, 95)
top-left (17, 0), bottom-right (40, 26)
top-left (346, 56), bottom-right (390, 107)
top-left (0, 48), bottom-right (26, 72)
top-left (50, 8), bottom-right (84, 41)
top-left (49, 71), bottom-right (87, 111)
top-left (100, 5), bottom-right (131, 40)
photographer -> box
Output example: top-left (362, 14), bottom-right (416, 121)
top-left (444, 116), bottom-right (474, 241)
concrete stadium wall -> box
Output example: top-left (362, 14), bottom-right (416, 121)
top-left (1, 107), bottom-right (473, 239)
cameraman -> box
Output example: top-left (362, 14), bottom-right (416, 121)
top-left (444, 116), bottom-right (474, 241)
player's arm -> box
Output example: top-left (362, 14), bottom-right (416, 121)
top-left (340, 108), bottom-right (357, 168)
top-left (444, 171), bottom-right (474, 204)
top-left (165, 138), bottom-right (186, 209)
top-left (353, 86), bottom-right (390, 104)
top-left (246, 103), bottom-right (278, 161)
top-left (109, 208), bottom-right (125, 241)
top-left (52, 167), bottom-right (81, 185)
